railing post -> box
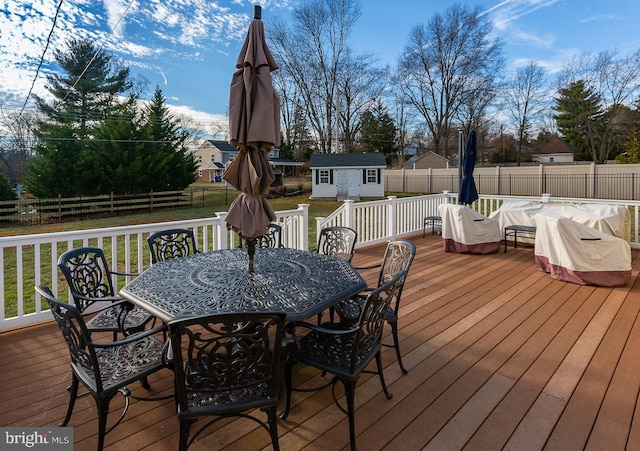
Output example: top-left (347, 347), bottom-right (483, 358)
top-left (343, 200), bottom-right (355, 229)
top-left (387, 196), bottom-right (397, 240)
top-left (298, 204), bottom-right (309, 251)
top-left (216, 212), bottom-right (228, 250)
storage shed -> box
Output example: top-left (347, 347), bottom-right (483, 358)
top-left (310, 152), bottom-right (386, 200)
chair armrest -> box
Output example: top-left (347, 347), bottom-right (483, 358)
top-left (111, 270), bottom-right (139, 277)
top-left (287, 320), bottom-right (357, 350)
top-left (353, 263), bottom-right (381, 271)
top-left (92, 324), bottom-right (167, 348)
top-left (72, 292), bottom-right (124, 304)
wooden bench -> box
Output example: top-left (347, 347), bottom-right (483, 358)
top-left (503, 224), bottom-right (537, 252)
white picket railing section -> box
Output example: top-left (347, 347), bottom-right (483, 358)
top-left (3, 193), bottom-right (640, 331)
top-left (315, 192), bottom-right (640, 249)
top-left (0, 205), bottom-right (309, 331)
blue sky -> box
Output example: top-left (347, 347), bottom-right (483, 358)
top-left (1, 0), bottom-right (639, 134)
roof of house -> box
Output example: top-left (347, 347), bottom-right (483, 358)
top-left (533, 136), bottom-right (574, 155)
top-left (310, 152), bottom-right (387, 168)
top-left (205, 140), bottom-right (238, 153)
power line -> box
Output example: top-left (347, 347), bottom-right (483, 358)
top-left (19, 0), bottom-right (64, 117)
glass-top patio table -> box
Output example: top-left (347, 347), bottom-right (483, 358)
top-left (120, 247), bottom-right (366, 323)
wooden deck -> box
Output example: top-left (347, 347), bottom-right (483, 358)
top-left (2, 234), bottom-right (640, 450)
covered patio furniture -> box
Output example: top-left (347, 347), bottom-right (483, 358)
top-left (281, 272), bottom-right (405, 451)
top-left (334, 240), bottom-right (417, 374)
top-left (35, 285), bottom-right (168, 451)
top-left (58, 247), bottom-right (156, 340)
top-left (534, 213), bottom-right (632, 287)
top-left (490, 200), bottom-right (630, 241)
top-left (168, 312), bottom-right (286, 451)
top-left (147, 228), bottom-right (200, 263)
top-left (438, 204), bottom-right (501, 254)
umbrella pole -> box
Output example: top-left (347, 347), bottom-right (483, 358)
top-left (247, 238), bottom-right (256, 271)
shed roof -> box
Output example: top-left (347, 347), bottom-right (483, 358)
top-left (310, 152), bottom-right (386, 168)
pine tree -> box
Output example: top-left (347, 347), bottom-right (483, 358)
top-left (26, 38), bottom-right (134, 197)
top-left (359, 102), bottom-right (397, 158)
top-left (553, 80), bottom-right (603, 161)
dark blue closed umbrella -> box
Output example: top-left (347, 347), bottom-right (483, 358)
top-left (458, 130), bottom-right (478, 205)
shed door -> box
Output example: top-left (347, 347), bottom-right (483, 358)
top-left (336, 169), bottom-right (360, 199)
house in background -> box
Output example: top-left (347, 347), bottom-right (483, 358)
top-left (531, 136), bottom-right (574, 163)
top-left (194, 140), bottom-right (302, 183)
top-left (404, 150), bottom-right (450, 169)
top-left (309, 152), bottom-right (386, 200)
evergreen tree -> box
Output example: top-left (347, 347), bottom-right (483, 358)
top-left (553, 80), bottom-right (603, 161)
top-left (617, 127), bottom-right (640, 163)
top-left (0, 172), bottom-right (17, 201)
top-left (26, 38), bottom-right (134, 197)
top-left (359, 102), bottom-right (397, 159)
top-left (140, 87), bottom-right (197, 191)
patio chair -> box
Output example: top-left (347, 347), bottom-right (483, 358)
top-left (281, 272), bottom-right (405, 451)
top-left (334, 240), bottom-right (416, 374)
top-left (147, 228), bottom-right (200, 263)
top-left (239, 223), bottom-right (284, 248)
top-left (314, 226), bottom-right (358, 323)
top-left (58, 247), bottom-right (156, 340)
top-left (35, 285), bottom-right (168, 451)
top-left (168, 312), bottom-right (287, 451)
top-left (314, 226), bottom-right (357, 262)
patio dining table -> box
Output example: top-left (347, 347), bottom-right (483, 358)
top-left (120, 247), bottom-right (366, 323)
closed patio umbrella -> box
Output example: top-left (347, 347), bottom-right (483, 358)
top-left (224, 5), bottom-right (280, 269)
top-left (458, 130), bottom-right (479, 205)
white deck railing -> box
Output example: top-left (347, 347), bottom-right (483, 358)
top-left (316, 192), bottom-right (640, 249)
top-left (0, 205), bottom-right (309, 331)
top-left (3, 193), bottom-right (639, 331)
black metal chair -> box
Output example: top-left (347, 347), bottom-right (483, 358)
top-left (334, 240), bottom-right (416, 374)
top-left (314, 226), bottom-right (358, 323)
top-left (168, 312), bottom-right (287, 451)
top-left (239, 223), bottom-right (284, 249)
top-left (281, 272), bottom-right (405, 451)
top-left (58, 247), bottom-right (156, 339)
top-left (147, 228), bottom-right (200, 263)
top-left (35, 285), bottom-right (168, 451)
top-left (315, 226), bottom-right (357, 262)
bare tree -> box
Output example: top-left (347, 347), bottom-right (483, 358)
top-left (0, 108), bottom-right (38, 183)
top-left (504, 61), bottom-right (547, 165)
top-left (337, 50), bottom-right (387, 152)
top-left (556, 48), bottom-right (640, 163)
top-left (268, 0), bottom-right (365, 153)
top-left (395, 3), bottom-right (504, 158)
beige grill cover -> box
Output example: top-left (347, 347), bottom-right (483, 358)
top-left (534, 213), bottom-right (631, 287)
top-left (438, 204), bottom-right (501, 254)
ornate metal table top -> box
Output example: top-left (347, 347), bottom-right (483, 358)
top-left (120, 248), bottom-right (366, 323)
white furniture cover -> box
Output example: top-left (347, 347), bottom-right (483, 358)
top-left (534, 213), bottom-right (631, 287)
top-left (489, 200), bottom-right (630, 241)
top-left (438, 204), bottom-right (501, 254)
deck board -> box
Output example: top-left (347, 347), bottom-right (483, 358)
top-left (1, 234), bottom-right (639, 450)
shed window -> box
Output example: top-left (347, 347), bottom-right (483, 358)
top-left (319, 170), bottom-right (331, 184)
top-left (366, 169), bottom-right (378, 183)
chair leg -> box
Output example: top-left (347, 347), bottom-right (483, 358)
top-left (95, 397), bottom-right (111, 451)
top-left (267, 405), bottom-right (281, 451)
top-left (59, 375), bottom-right (79, 427)
top-left (178, 420), bottom-right (191, 451)
top-left (375, 352), bottom-right (393, 400)
top-left (345, 380), bottom-right (357, 451)
top-left (389, 321), bottom-right (408, 374)
top-left (280, 360), bottom-right (294, 419)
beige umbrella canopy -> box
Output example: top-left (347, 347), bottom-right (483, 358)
top-left (224, 5), bottom-right (280, 266)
